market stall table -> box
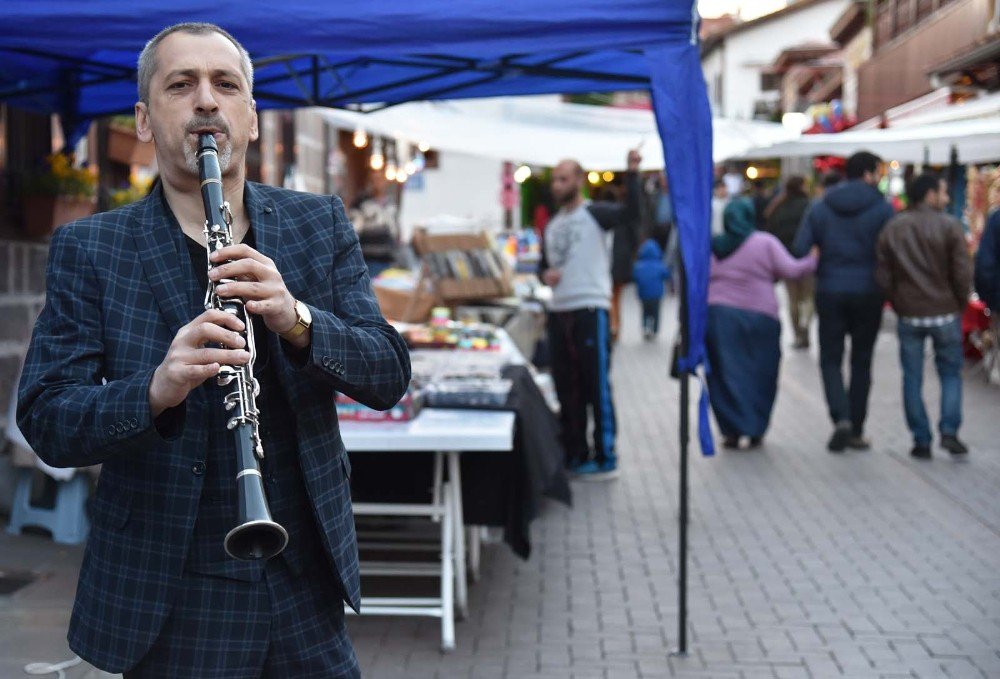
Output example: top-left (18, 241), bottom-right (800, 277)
top-left (340, 408), bottom-right (515, 651)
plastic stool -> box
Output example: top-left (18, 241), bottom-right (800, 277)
top-left (6, 469), bottom-right (90, 544)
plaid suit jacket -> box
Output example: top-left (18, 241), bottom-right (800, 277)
top-left (17, 181), bottom-right (411, 673)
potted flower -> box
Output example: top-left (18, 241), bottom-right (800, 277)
top-left (23, 153), bottom-right (97, 239)
top-left (107, 115), bottom-right (155, 167)
top-left (109, 174), bottom-right (154, 209)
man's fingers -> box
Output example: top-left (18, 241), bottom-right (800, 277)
top-left (185, 363), bottom-right (221, 382)
top-left (194, 308), bottom-right (246, 332)
top-left (210, 244), bottom-right (273, 267)
top-left (196, 322), bottom-right (246, 349)
top-left (215, 281), bottom-right (267, 300)
top-left (187, 347), bottom-right (251, 366)
top-left (209, 257), bottom-right (272, 283)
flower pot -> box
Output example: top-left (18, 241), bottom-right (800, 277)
top-left (23, 195), bottom-right (96, 239)
top-left (107, 125), bottom-right (155, 166)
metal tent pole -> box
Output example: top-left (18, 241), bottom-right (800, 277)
top-left (674, 256), bottom-right (690, 656)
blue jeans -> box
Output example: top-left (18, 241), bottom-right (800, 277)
top-left (897, 318), bottom-right (964, 445)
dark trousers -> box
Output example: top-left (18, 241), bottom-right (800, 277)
top-left (641, 297), bottom-right (662, 335)
top-left (815, 291), bottom-right (883, 435)
top-left (125, 557), bottom-right (359, 678)
top-left (547, 307), bottom-right (617, 466)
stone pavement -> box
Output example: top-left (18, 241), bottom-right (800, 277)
top-left (1, 290), bottom-right (998, 679)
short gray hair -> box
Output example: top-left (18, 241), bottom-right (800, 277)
top-left (137, 22), bottom-right (254, 104)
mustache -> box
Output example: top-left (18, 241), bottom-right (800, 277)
top-left (185, 116), bottom-right (230, 137)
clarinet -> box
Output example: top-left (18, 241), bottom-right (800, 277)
top-left (198, 133), bottom-right (288, 561)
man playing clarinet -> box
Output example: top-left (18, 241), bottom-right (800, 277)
top-left (17, 22), bottom-right (410, 678)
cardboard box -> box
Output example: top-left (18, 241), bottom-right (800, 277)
top-left (373, 282), bottom-right (437, 323)
top-left (411, 228), bottom-right (514, 303)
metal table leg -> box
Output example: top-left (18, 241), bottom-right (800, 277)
top-left (446, 451), bottom-right (468, 619)
top-left (468, 526), bottom-right (482, 582)
top-left (431, 452), bottom-right (444, 522)
top-left (440, 481), bottom-right (455, 651)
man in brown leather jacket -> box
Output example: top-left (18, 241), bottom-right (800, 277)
top-left (876, 173), bottom-right (972, 459)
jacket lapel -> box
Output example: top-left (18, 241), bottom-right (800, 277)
top-left (244, 182), bottom-right (280, 270)
top-left (131, 183), bottom-right (194, 337)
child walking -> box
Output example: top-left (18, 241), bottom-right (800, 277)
top-left (632, 238), bottom-right (671, 340)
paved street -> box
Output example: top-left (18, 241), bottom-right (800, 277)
top-left (1, 290), bottom-right (999, 678)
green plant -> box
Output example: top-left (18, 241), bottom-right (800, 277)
top-left (109, 175), bottom-right (153, 208)
top-left (25, 153), bottom-right (97, 199)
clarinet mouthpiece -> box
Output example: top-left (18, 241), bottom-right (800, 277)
top-left (198, 133), bottom-right (218, 154)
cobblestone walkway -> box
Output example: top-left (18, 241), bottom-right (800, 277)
top-left (349, 292), bottom-right (1000, 678)
top-left (1, 291), bottom-right (998, 678)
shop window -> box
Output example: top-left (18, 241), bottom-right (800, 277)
top-left (916, 0), bottom-right (935, 23)
top-left (894, 0), bottom-right (914, 35)
top-left (875, 1), bottom-right (895, 49)
top-left (760, 72), bottom-right (781, 92)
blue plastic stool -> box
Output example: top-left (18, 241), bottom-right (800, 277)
top-left (6, 469), bottom-right (90, 544)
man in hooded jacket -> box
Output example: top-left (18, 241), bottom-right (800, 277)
top-left (794, 151), bottom-right (894, 452)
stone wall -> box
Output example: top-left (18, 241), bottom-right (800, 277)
top-left (0, 238), bottom-right (48, 514)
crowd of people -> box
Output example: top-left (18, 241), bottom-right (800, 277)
top-left (541, 148), bottom-right (991, 464)
top-left (704, 151), bottom-right (980, 458)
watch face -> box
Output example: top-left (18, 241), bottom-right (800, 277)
top-left (297, 301), bottom-right (312, 326)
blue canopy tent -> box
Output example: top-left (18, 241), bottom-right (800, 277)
top-left (0, 0), bottom-right (714, 652)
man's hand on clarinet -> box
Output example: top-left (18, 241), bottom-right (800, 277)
top-left (148, 309), bottom-right (249, 417)
top-left (208, 244), bottom-right (307, 347)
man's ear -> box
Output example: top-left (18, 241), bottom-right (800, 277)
top-left (135, 102), bottom-right (153, 143)
top-left (249, 99), bottom-right (259, 142)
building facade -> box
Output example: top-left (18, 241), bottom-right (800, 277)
top-left (857, 0), bottom-right (998, 121)
top-left (701, 0), bottom-right (851, 120)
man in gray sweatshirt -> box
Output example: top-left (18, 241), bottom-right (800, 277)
top-left (540, 149), bottom-right (641, 479)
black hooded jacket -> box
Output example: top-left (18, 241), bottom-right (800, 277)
top-left (793, 180), bottom-right (894, 294)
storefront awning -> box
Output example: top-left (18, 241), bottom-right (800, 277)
top-left (740, 116), bottom-right (1000, 164)
top-left (317, 97), bottom-right (792, 168)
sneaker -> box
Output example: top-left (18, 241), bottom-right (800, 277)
top-left (571, 459), bottom-right (620, 481)
top-left (911, 444), bottom-right (932, 459)
top-left (747, 436), bottom-right (763, 449)
top-left (940, 434), bottom-right (969, 456)
top-left (846, 435), bottom-right (871, 450)
top-left (722, 436), bottom-right (740, 450)
top-left (827, 421), bottom-right (851, 452)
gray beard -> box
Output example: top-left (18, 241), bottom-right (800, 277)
top-left (184, 140), bottom-right (233, 174)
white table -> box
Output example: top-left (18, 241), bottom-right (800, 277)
top-left (340, 408), bottom-right (515, 651)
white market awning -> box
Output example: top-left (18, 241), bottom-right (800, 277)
top-left (741, 116), bottom-right (1000, 165)
top-left (316, 97), bottom-right (793, 169)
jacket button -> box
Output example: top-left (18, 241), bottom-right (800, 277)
top-left (264, 206), bottom-right (273, 214)
top-left (192, 461), bottom-right (206, 476)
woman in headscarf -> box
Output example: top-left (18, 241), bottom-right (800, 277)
top-left (706, 198), bottom-right (818, 449)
